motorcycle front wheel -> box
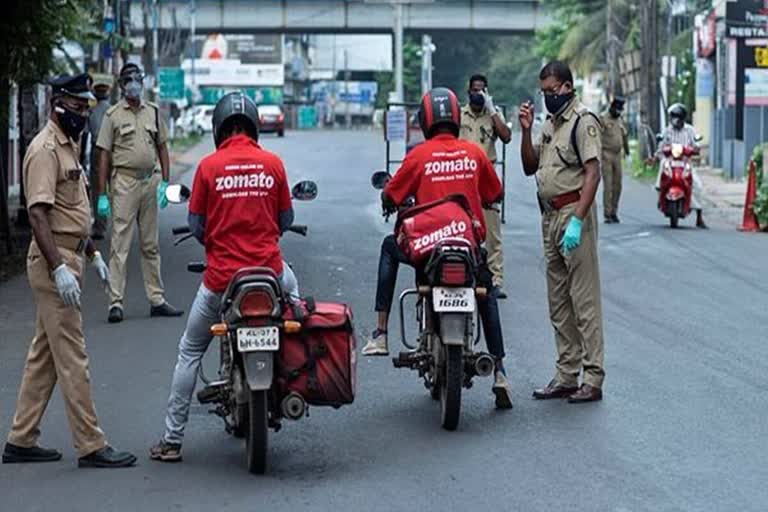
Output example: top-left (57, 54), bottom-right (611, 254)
top-left (246, 389), bottom-right (269, 474)
top-left (440, 345), bottom-right (463, 431)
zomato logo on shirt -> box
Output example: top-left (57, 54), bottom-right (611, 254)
top-left (214, 162), bottom-right (275, 199)
top-left (423, 150), bottom-right (479, 183)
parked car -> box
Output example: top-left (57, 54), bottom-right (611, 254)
top-left (259, 105), bottom-right (285, 137)
top-left (178, 105), bottom-right (214, 136)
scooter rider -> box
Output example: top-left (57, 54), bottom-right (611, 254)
top-left (150, 92), bottom-right (299, 462)
top-left (655, 103), bottom-right (707, 229)
top-left (362, 87), bottom-right (513, 410)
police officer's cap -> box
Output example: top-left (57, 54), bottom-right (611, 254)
top-left (49, 73), bottom-right (96, 101)
top-left (119, 62), bottom-right (144, 78)
top-left (610, 96), bottom-right (626, 110)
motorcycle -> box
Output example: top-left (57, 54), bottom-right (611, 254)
top-left (165, 180), bottom-right (356, 474)
top-left (657, 142), bottom-right (696, 229)
top-left (371, 171), bottom-right (496, 431)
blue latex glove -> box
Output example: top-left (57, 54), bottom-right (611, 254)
top-left (561, 216), bottom-right (583, 256)
top-left (157, 180), bottom-right (169, 210)
top-left (97, 194), bottom-right (111, 218)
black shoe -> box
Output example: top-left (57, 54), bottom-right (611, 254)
top-left (108, 306), bottom-right (123, 324)
top-left (612, 215), bottom-right (621, 224)
top-left (2, 442), bottom-right (62, 463)
top-left (495, 289), bottom-right (508, 300)
top-left (78, 446), bottom-right (137, 468)
top-left (604, 217), bottom-right (615, 224)
top-left (150, 302), bottom-right (184, 318)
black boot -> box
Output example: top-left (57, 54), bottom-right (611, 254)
top-left (150, 302), bottom-right (184, 318)
top-left (2, 442), bottom-right (62, 463)
top-left (78, 446), bottom-right (137, 468)
top-left (696, 210), bottom-right (708, 229)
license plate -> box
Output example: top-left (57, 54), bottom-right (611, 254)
top-left (237, 326), bottom-right (280, 352)
top-left (432, 287), bottom-right (475, 312)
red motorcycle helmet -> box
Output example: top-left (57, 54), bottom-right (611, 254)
top-left (418, 87), bottom-right (461, 139)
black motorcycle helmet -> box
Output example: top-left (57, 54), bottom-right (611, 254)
top-left (418, 87), bottom-right (461, 139)
top-left (668, 102), bottom-right (687, 128)
top-left (212, 92), bottom-right (260, 148)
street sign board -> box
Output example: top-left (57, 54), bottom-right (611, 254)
top-left (384, 109), bottom-right (407, 141)
top-left (159, 67), bottom-right (185, 100)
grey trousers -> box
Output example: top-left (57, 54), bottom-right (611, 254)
top-left (162, 264), bottom-right (298, 444)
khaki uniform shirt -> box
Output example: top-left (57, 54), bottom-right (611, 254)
top-left (23, 120), bottom-right (90, 240)
top-left (96, 99), bottom-right (168, 173)
top-left (534, 98), bottom-right (602, 201)
top-left (600, 112), bottom-right (628, 153)
top-left (460, 104), bottom-right (505, 162)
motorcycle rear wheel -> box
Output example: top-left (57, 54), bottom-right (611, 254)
top-left (246, 390), bottom-right (269, 474)
top-left (669, 200), bottom-right (680, 228)
top-left (440, 345), bottom-right (463, 431)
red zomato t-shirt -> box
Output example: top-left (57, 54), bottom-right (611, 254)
top-left (189, 134), bottom-right (292, 293)
top-left (384, 133), bottom-right (503, 241)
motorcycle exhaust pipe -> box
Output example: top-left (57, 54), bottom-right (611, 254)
top-left (281, 392), bottom-right (307, 420)
top-left (474, 354), bottom-right (496, 377)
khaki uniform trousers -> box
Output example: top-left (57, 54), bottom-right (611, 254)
top-left (483, 206), bottom-right (504, 288)
top-left (108, 171), bottom-right (165, 307)
top-left (541, 204), bottom-right (605, 389)
top-left (602, 150), bottom-right (623, 219)
top-left (7, 246), bottom-right (107, 457)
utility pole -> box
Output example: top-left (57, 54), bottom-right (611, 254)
top-left (393, 2), bottom-right (404, 102)
top-left (640, 0), bottom-right (659, 155)
top-left (190, 0), bottom-right (196, 107)
top-left (331, 35), bottom-right (337, 126)
top-left (421, 34), bottom-right (435, 95)
top-left (606, 0), bottom-right (618, 98)
top-left (344, 49), bottom-right (351, 129)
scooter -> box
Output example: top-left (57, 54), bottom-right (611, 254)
top-left (165, 181), bottom-right (356, 475)
top-left (371, 171), bottom-right (496, 431)
top-left (658, 143), bottom-right (695, 228)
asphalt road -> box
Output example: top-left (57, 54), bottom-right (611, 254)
top-left (1, 130), bottom-right (767, 512)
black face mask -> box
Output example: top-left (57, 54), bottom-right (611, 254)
top-left (469, 92), bottom-right (485, 108)
top-left (671, 117), bottom-right (684, 129)
top-left (544, 91), bottom-right (573, 115)
top-left (610, 109), bottom-right (621, 118)
top-left (55, 104), bottom-right (88, 139)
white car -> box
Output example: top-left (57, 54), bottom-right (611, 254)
top-left (178, 105), bottom-right (215, 135)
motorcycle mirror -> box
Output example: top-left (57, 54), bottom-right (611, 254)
top-left (655, 133), bottom-right (663, 142)
top-left (165, 184), bottom-right (191, 204)
top-left (291, 180), bottom-right (318, 201)
top-left (371, 171), bottom-right (391, 190)
top-left (695, 134), bottom-right (703, 142)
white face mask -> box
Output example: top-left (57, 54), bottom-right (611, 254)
top-left (123, 81), bottom-right (143, 100)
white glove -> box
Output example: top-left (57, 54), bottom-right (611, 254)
top-left (53, 264), bottom-right (81, 308)
top-left (482, 90), bottom-right (496, 115)
top-left (90, 251), bottom-right (110, 286)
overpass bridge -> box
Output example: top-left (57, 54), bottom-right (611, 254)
top-left (131, 0), bottom-right (547, 35)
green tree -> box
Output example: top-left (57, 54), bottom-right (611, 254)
top-left (0, 0), bottom-right (103, 254)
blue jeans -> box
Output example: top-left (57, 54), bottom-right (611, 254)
top-left (373, 234), bottom-right (505, 360)
top-left (162, 264), bottom-right (298, 444)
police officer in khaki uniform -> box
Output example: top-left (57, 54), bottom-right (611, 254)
top-left (83, 75), bottom-right (113, 239)
top-left (2, 74), bottom-right (136, 468)
top-left (600, 97), bottom-right (629, 224)
top-left (519, 61), bottom-right (605, 403)
top-left (95, 63), bottom-right (182, 323)
top-left (459, 74), bottom-right (511, 298)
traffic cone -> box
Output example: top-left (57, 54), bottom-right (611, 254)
top-left (738, 159), bottom-right (760, 232)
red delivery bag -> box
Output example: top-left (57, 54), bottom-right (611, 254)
top-left (278, 299), bottom-right (356, 407)
top-left (394, 194), bottom-right (482, 264)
